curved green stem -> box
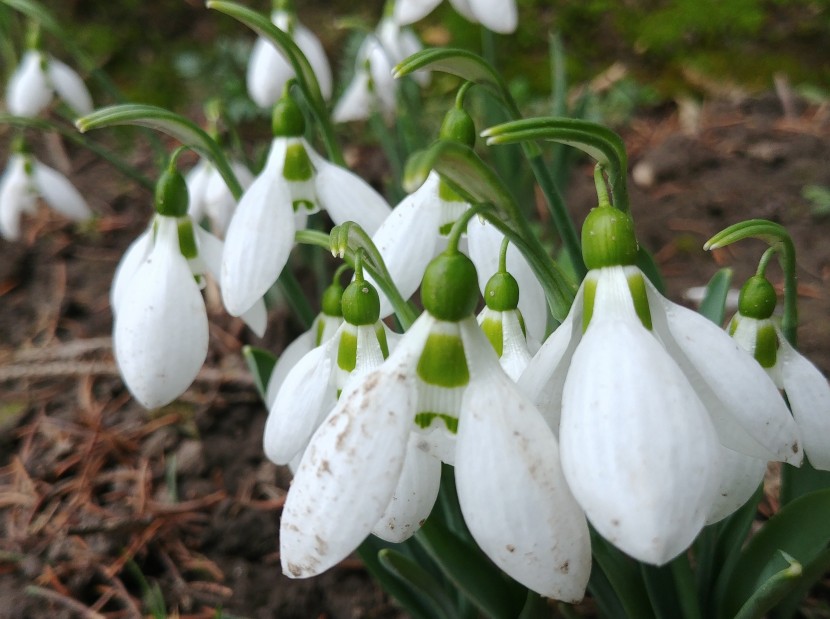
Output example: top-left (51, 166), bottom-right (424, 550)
top-left (756, 246), bottom-right (777, 278)
top-left (1, 113), bottom-right (154, 189)
top-left (594, 163), bottom-right (611, 208)
top-left (498, 236), bottom-right (509, 273)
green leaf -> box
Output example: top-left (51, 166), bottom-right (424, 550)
top-left (482, 117), bottom-right (630, 213)
top-left (781, 460), bottom-right (830, 505)
top-left (76, 103), bottom-right (243, 199)
top-left (732, 551), bottom-right (803, 619)
top-left (718, 489), bottom-right (830, 618)
top-left (394, 48), bottom-right (519, 118)
top-left (589, 532), bottom-right (656, 619)
top-left (416, 517), bottom-right (526, 619)
top-left (378, 549), bottom-right (459, 619)
top-left (698, 268), bottom-right (733, 325)
top-left (241, 346), bottom-right (276, 402)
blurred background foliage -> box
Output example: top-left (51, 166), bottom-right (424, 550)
top-left (1, 0), bottom-right (828, 121)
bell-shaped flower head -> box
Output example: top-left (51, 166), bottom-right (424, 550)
top-left (246, 2), bottom-right (332, 108)
top-left (186, 157), bottom-right (254, 235)
top-left (729, 274), bottom-right (830, 470)
top-left (221, 92), bottom-right (391, 317)
top-left (394, 0), bottom-right (518, 34)
top-left (280, 249), bottom-right (591, 601)
top-left (0, 147), bottom-right (91, 241)
top-left (6, 49), bottom-right (93, 118)
top-left (332, 15), bottom-right (426, 123)
top-left (520, 204), bottom-right (801, 564)
top-left (264, 274), bottom-right (395, 468)
top-left (112, 159), bottom-right (266, 409)
top-left (477, 267), bottom-right (532, 380)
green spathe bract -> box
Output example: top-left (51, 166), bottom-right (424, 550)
top-left (421, 252), bottom-right (479, 322)
top-left (738, 275), bottom-right (777, 320)
top-left (342, 279), bottom-right (381, 326)
top-left (581, 205), bottom-right (638, 270)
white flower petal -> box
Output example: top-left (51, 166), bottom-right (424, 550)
top-left (468, 0), bottom-right (517, 33)
top-left (332, 70), bottom-right (372, 123)
top-left (294, 23), bottom-right (333, 100)
top-left (113, 218), bottom-right (208, 408)
top-left (221, 142), bottom-right (295, 316)
top-left (647, 282), bottom-right (802, 464)
top-left (186, 160), bottom-right (213, 223)
top-left (246, 36), bottom-right (293, 108)
top-left (280, 360), bottom-right (414, 577)
top-left (111, 225), bottom-right (153, 314)
top-left (779, 337), bottom-right (830, 470)
top-left (0, 155), bottom-right (36, 240)
top-left (394, 0), bottom-right (442, 24)
top-left (705, 445), bottom-right (766, 525)
top-left (372, 434), bottom-right (441, 542)
top-left (47, 57), bottom-right (93, 116)
top-left (457, 319), bottom-right (591, 601)
top-left (517, 293), bottom-right (583, 435)
top-left (6, 51), bottom-right (52, 117)
top-left (308, 148), bottom-right (391, 235)
top-left (32, 161), bottom-right (91, 222)
top-left (266, 327), bottom-right (316, 406)
top-left (367, 42), bottom-right (397, 119)
top-left (264, 343), bottom-right (336, 465)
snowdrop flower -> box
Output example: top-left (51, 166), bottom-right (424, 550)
top-left (729, 274), bottom-right (830, 470)
top-left (221, 92), bottom-right (391, 317)
top-left (0, 150), bottom-right (91, 241)
top-left (264, 280), bottom-right (345, 407)
top-left (112, 162), bottom-right (266, 409)
top-left (477, 269), bottom-right (532, 380)
top-left (332, 17), bottom-right (425, 123)
top-left (280, 250), bottom-right (591, 601)
top-left (186, 158), bottom-right (254, 235)
top-left (264, 276), bottom-right (395, 468)
top-left (246, 4), bottom-right (332, 107)
top-left (519, 204), bottom-right (801, 564)
top-left (394, 0), bottom-right (518, 34)
top-left (6, 49), bottom-right (93, 118)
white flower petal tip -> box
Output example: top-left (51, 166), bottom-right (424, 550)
top-left (48, 58), bottom-right (93, 116)
top-left (113, 219), bottom-right (209, 409)
top-left (705, 446), bottom-right (766, 525)
top-left (5, 51), bottom-right (92, 117)
top-left (280, 367), bottom-right (414, 578)
top-left (469, 0), bottom-right (518, 34)
top-left (560, 314), bottom-right (720, 566)
top-left (32, 161), bottom-right (92, 222)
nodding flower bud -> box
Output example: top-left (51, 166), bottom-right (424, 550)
top-left (321, 282), bottom-right (344, 317)
top-left (154, 163), bottom-right (189, 217)
top-left (581, 205), bottom-right (638, 270)
top-left (484, 272), bottom-right (520, 312)
top-left (272, 93), bottom-right (306, 137)
top-left (439, 107), bottom-right (476, 147)
top-left (421, 251), bottom-right (479, 322)
top-left (738, 275), bottom-right (777, 320)
top-left (342, 279), bottom-right (380, 326)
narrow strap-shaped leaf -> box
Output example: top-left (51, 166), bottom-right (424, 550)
top-left (76, 104), bottom-right (243, 198)
top-left (378, 549), bottom-right (460, 619)
top-left (698, 268), bottom-right (733, 325)
top-left (641, 563), bottom-right (684, 619)
top-left (781, 460), bottom-right (830, 506)
top-left (590, 533), bottom-right (656, 619)
top-left (717, 489), bottom-right (830, 618)
top-left (416, 517), bottom-right (526, 619)
top-left (241, 346), bottom-right (276, 402)
top-left (482, 118), bottom-right (630, 213)
top-left (732, 551), bottom-right (804, 619)
top-left (770, 547), bottom-right (830, 619)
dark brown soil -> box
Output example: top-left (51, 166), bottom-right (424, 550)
top-left (1, 93), bottom-right (829, 618)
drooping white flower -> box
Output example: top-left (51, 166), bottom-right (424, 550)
top-left (477, 270), bottom-right (533, 380)
top-left (186, 158), bottom-right (254, 235)
top-left (246, 9), bottom-right (332, 108)
top-left (0, 152), bottom-right (91, 241)
top-left (519, 205), bottom-right (801, 564)
top-left (394, 0), bottom-right (518, 35)
top-left (279, 251), bottom-right (591, 601)
top-left (112, 166), bottom-right (266, 409)
top-left (6, 50), bottom-right (93, 117)
top-left (221, 95), bottom-right (391, 317)
top-left (728, 274), bottom-right (830, 470)
top-left (332, 18), bottom-right (426, 123)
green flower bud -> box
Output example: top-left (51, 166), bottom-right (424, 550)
top-left (738, 275), bottom-right (777, 320)
top-left (484, 272), bottom-right (520, 311)
top-left (439, 107), bottom-right (476, 147)
top-left (342, 279), bottom-right (380, 326)
top-left (581, 205), bottom-right (638, 270)
top-left (421, 252), bottom-right (479, 322)
top-left (272, 95), bottom-right (305, 137)
top-left (321, 282), bottom-right (344, 317)
top-left (154, 165), bottom-right (189, 217)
